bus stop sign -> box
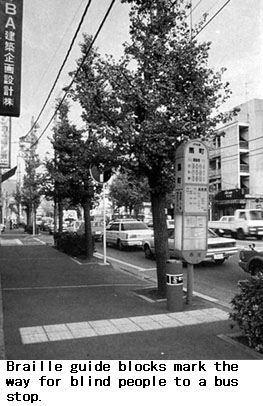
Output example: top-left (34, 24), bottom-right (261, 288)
top-left (174, 140), bottom-right (209, 264)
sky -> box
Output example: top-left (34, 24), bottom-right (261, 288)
top-left (5, 0), bottom-right (263, 167)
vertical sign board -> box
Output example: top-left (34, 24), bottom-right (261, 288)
top-left (0, 0), bottom-right (23, 117)
top-left (174, 140), bottom-right (209, 264)
top-left (0, 116), bottom-right (10, 167)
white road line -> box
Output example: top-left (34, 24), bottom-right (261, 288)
top-left (94, 253), bottom-right (219, 303)
top-left (94, 252), bottom-right (153, 272)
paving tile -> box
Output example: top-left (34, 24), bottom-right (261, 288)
top-left (92, 325), bottom-right (120, 335)
top-left (132, 320), bottom-right (163, 330)
top-left (129, 315), bottom-right (152, 323)
top-left (149, 314), bottom-right (173, 322)
top-left (20, 326), bottom-right (45, 335)
top-left (89, 319), bottom-right (112, 329)
top-left (46, 330), bottom-right (74, 341)
top-left (69, 329), bottom-right (97, 338)
top-left (203, 308), bottom-right (229, 320)
top-left (116, 324), bottom-right (142, 333)
top-left (66, 322), bottom-right (91, 330)
top-left (157, 319), bottom-right (183, 328)
top-left (18, 308), bottom-right (230, 345)
top-left (21, 333), bottom-right (48, 344)
top-left (109, 318), bottom-right (137, 327)
top-left (44, 324), bottom-right (69, 333)
top-left (169, 313), bottom-right (202, 325)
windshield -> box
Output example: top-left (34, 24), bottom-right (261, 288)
top-left (249, 211), bottom-right (263, 220)
top-left (122, 222), bottom-right (149, 231)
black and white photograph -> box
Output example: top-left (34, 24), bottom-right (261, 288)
top-left (0, 0), bottom-right (262, 404)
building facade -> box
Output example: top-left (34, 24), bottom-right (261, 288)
top-left (209, 98), bottom-right (263, 219)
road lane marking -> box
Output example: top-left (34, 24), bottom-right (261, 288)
top-left (94, 252), bottom-right (154, 272)
top-left (19, 307), bottom-right (229, 344)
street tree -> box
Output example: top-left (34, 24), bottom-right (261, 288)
top-left (103, 0), bottom-right (235, 294)
top-left (45, 99), bottom-right (105, 258)
top-left (19, 120), bottom-right (42, 231)
top-left (68, 2), bottom-right (235, 294)
top-left (109, 170), bottom-right (150, 218)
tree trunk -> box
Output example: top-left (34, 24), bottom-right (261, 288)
top-left (82, 199), bottom-right (93, 259)
top-left (151, 190), bottom-right (169, 296)
top-left (58, 200), bottom-right (63, 233)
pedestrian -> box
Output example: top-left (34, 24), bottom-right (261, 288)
top-left (9, 219), bottom-right (13, 230)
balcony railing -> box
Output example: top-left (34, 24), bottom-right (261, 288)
top-left (240, 164), bottom-right (249, 173)
top-left (239, 140), bottom-right (249, 149)
top-left (209, 168), bottom-right (221, 178)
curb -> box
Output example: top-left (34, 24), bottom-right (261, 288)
top-left (217, 333), bottom-right (263, 360)
top-left (0, 271), bottom-right (6, 360)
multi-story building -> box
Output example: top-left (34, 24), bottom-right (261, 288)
top-left (209, 98), bottom-right (263, 219)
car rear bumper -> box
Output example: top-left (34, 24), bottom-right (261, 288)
top-left (122, 240), bottom-right (143, 247)
top-left (206, 248), bottom-right (238, 261)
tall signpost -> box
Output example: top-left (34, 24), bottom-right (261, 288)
top-left (0, 0), bottom-right (23, 117)
top-left (0, 0), bottom-right (23, 234)
top-left (174, 140), bottom-right (209, 304)
top-left (90, 165), bottom-right (112, 265)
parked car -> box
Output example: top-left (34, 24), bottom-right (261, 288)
top-left (147, 219), bottom-right (175, 229)
top-left (239, 244), bottom-right (263, 276)
top-left (48, 220), bottom-right (68, 234)
top-left (39, 217), bottom-right (53, 231)
top-left (67, 219), bottom-right (84, 233)
top-left (143, 228), bottom-right (238, 265)
top-left (76, 220), bottom-right (104, 241)
top-left (105, 219), bottom-right (152, 250)
top-left (91, 219), bottom-right (104, 241)
top-left (1, 223), bottom-right (5, 232)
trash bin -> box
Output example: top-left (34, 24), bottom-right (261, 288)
top-left (166, 259), bottom-right (184, 312)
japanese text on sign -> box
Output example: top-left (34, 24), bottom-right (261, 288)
top-left (0, 0), bottom-right (23, 117)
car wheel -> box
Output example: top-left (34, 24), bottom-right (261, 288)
top-left (144, 244), bottom-right (153, 259)
top-left (249, 260), bottom-right (263, 277)
top-left (214, 258), bottom-right (225, 265)
top-left (117, 239), bottom-right (123, 250)
top-left (236, 228), bottom-right (245, 240)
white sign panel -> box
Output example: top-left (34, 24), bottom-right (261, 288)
top-left (0, 116), bottom-right (10, 168)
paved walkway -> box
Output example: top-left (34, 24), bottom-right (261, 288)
top-left (0, 229), bottom-right (262, 360)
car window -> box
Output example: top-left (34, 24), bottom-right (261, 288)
top-left (122, 222), bottom-right (149, 231)
top-left (250, 210), bottom-right (263, 220)
top-left (109, 223), bottom-right (119, 231)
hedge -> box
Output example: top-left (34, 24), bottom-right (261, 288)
top-left (53, 232), bottom-right (94, 258)
top-left (230, 277), bottom-right (263, 354)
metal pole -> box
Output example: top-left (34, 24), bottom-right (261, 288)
top-left (32, 203), bottom-right (35, 236)
top-left (186, 263), bottom-right (194, 305)
top-left (0, 169), bottom-right (2, 238)
top-left (103, 182), bottom-right (107, 264)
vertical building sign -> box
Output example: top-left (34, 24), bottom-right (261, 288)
top-left (0, 0), bottom-right (23, 117)
top-left (0, 116), bottom-right (10, 167)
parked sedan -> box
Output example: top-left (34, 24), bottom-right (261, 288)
top-left (77, 220), bottom-right (103, 241)
top-left (67, 219), bottom-right (84, 233)
top-left (239, 244), bottom-right (263, 276)
top-left (143, 228), bottom-right (238, 265)
top-left (105, 219), bottom-right (152, 250)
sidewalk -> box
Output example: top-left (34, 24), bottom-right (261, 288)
top-left (0, 229), bottom-right (262, 360)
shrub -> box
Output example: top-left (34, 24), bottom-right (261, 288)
top-left (230, 277), bottom-right (263, 354)
top-left (53, 232), bottom-right (94, 258)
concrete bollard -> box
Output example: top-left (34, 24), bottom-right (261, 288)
top-left (166, 259), bottom-right (184, 312)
